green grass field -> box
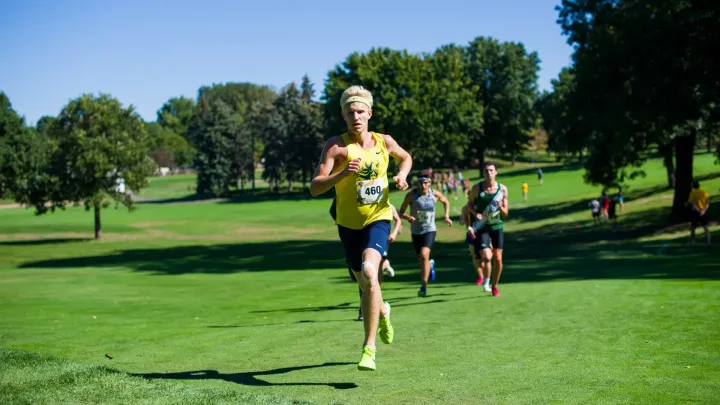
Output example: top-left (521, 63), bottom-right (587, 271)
top-left (1, 154), bottom-right (719, 404)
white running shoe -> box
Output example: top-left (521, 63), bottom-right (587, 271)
top-left (483, 284), bottom-right (492, 292)
top-left (385, 265), bottom-right (395, 277)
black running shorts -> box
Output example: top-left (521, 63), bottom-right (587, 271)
top-left (411, 231), bottom-right (436, 255)
top-left (473, 227), bottom-right (504, 258)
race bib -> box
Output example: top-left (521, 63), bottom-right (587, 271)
top-left (417, 210), bottom-right (435, 224)
top-left (485, 210), bottom-right (501, 224)
top-left (356, 178), bottom-right (386, 205)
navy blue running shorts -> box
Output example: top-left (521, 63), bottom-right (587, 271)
top-left (337, 220), bottom-right (391, 272)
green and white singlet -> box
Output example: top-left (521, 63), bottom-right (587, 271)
top-left (472, 183), bottom-right (505, 231)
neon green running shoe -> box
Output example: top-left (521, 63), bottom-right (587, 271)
top-left (357, 346), bottom-right (376, 371)
top-left (378, 301), bottom-right (394, 344)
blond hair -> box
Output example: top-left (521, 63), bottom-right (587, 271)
top-left (340, 85), bottom-right (373, 110)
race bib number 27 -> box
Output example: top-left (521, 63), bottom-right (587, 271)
top-left (357, 178), bottom-right (386, 205)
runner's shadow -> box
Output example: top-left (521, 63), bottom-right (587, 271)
top-left (131, 362), bottom-right (357, 390)
top-left (250, 294), bottom-right (457, 314)
top-left (206, 319), bottom-right (355, 328)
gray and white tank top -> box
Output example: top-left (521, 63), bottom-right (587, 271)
top-left (411, 190), bottom-right (437, 235)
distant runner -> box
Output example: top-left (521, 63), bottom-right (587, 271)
top-left (399, 171), bottom-right (452, 297)
top-left (467, 162), bottom-right (509, 296)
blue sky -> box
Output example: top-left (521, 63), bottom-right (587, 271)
top-left (1, 0), bottom-right (573, 125)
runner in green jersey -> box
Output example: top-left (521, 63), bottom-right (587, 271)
top-left (467, 162), bottom-right (509, 297)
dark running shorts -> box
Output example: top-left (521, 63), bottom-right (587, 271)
top-left (338, 220), bottom-right (391, 272)
top-left (691, 211), bottom-right (709, 227)
top-left (473, 227), bottom-right (504, 258)
top-left (411, 231), bottom-right (436, 255)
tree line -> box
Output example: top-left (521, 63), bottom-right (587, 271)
top-left (2, 2), bottom-right (719, 237)
top-left (538, 0), bottom-right (719, 220)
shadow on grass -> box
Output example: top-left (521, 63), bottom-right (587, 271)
top-left (249, 293), bottom-right (463, 315)
top-left (19, 239), bottom-right (348, 274)
top-left (137, 189), bottom-right (335, 205)
top-left (131, 362), bottom-right (357, 390)
top-left (206, 319), bottom-right (356, 328)
top-left (17, 189), bottom-right (720, 284)
top-left (0, 238), bottom-right (92, 246)
top-left (243, 295), bottom-right (488, 319)
top-left (17, 224), bottom-right (719, 284)
top-left (499, 173), bottom-right (720, 225)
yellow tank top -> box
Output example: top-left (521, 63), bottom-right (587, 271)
top-left (333, 132), bottom-right (393, 230)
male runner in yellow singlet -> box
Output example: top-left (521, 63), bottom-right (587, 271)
top-left (310, 85), bottom-right (412, 371)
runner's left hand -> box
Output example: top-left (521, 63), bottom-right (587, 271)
top-left (445, 216), bottom-right (453, 226)
top-left (393, 173), bottom-right (408, 190)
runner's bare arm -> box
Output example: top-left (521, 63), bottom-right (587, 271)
top-left (310, 138), bottom-right (355, 197)
top-left (499, 184), bottom-right (509, 216)
top-left (389, 204), bottom-right (402, 241)
top-left (383, 134), bottom-right (412, 190)
top-left (399, 191), bottom-right (415, 222)
top-left (462, 205), bottom-right (473, 226)
top-left (434, 190), bottom-right (453, 226)
top-left (467, 184), bottom-right (481, 219)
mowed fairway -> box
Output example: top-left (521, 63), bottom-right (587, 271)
top-left (1, 155), bottom-right (719, 405)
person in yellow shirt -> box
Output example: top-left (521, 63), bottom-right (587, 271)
top-left (687, 180), bottom-right (711, 245)
top-left (310, 85), bottom-right (412, 371)
top-left (521, 182), bottom-right (529, 201)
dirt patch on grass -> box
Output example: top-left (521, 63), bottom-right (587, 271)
top-left (131, 221), bottom-right (186, 228)
top-left (0, 233), bottom-right (90, 240)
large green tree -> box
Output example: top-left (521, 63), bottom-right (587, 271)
top-left (256, 78), bottom-right (324, 192)
top-left (0, 92), bottom-right (25, 198)
top-left (557, 0), bottom-right (720, 220)
top-left (538, 67), bottom-right (589, 161)
top-left (466, 37), bottom-right (541, 172)
top-left (194, 83), bottom-right (277, 192)
top-left (157, 97), bottom-right (195, 141)
top-left (36, 115), bottom-right (57, 138)
top-left (146, 122), bottom-right (194, 168)
top-left (189, 98), bottom-right (240, 197)
top-left (296, 76), bottom-right (326, 189)
top-left (1, 93), bottom-right (55, 204)
top-left (42, 93), bottom-right (155, 239)
top-left (422, 44), bottom-right (483, 168)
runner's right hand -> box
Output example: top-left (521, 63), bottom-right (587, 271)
top-left (406, 216), bottom-right (416, 223)
top-left (344, 158), bottom-right (362, 174)
top-left (467, 226), bottom-right (476, 240)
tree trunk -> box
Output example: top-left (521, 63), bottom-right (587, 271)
top-left (94, 204), bottom-right (102, 240)
top-left (477, 149), bottom-right (486, 178)
top-left (578, 148), bottom-right (584, 161)
top-left (251, 135), bottom-right (256, 192)
top-left (708, 132), bottom-right (713, 153)
top-left (670, 131), bottom-right (696, 222)
top-left (511, 152), bottom-right (516, 166)
top-left (477, 134), bottom-right (486, 178)
top-left (659, 141), bottom-right (675, 189)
